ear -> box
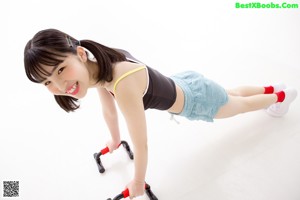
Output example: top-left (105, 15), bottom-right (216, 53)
top-left (76, 46), bottom-right (87, 62)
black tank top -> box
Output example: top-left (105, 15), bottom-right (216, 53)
top-left (115, 49), bottom-right (177, 110)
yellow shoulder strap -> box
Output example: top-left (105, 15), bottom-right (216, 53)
top-left (113, 66), bottom-right (146, 94)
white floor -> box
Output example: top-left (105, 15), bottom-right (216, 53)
top-left (1, 1), bottom-right (300, 199)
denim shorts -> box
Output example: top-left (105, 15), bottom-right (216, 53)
top-left (170, 71), bottom-right (228, 122)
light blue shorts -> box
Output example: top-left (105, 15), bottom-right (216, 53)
top-left (170, 71), bottom-right (228, 122)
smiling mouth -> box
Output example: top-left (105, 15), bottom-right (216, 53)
top-left (66, 82), bottom-right (79, 95)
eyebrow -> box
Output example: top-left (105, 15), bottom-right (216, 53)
top-left (50, 65), bottom-right (59, 74)
top-left (39, 65), bottom-right (59, 83)
top-left (49, 61), bottom-right (65, 75)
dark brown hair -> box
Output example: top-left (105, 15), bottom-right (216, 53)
top-left (24, 28), bottom-right (126, 112)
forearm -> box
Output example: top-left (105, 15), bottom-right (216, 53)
top-left (133, 144), bottom-right (148, 183)
top-left (103, 110), bottom-right (121, 143)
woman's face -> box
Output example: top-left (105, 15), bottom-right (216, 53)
top-left (41, 49), bottom-right (91, 99)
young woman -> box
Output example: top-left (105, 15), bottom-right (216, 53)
top-left (24, 28), bottom-right (297, 199)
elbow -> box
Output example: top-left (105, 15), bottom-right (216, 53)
top-left (143, 143), bottom-right (148, 152)
top-left (134, 141), bottom-right (148, 152)
top-left (103, 109), bottom-right (118, 120)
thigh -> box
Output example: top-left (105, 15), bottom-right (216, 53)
top-left (214, 95), bottom-right (246, 119)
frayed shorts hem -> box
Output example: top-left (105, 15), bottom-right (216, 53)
top-left (170, 71), bottom-right (228, 122)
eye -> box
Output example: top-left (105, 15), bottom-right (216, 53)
top-left (44, 81), bottom-right (51, 86)
top-left (58, 67), bottom-right (65, 75)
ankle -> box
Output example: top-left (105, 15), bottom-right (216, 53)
top-left (264, 86), bottom-right (274, 94)
top-left (276, 91), bottom-right (285, 102)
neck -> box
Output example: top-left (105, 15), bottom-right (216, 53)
top-left (86, 59), bottom-right (100, 87)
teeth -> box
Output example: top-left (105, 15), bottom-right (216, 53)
top-left (66, 83), bottom-right (77, 94)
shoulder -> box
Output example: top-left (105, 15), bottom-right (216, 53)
top-left (101, 61), bottom-right (136, 90)
top-left (113, 61), bottom-right (144, 77)
top-left (112, 61), bottom-right (147, 97)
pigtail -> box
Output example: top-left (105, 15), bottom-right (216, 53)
top-left (53, 40), bottom-right (126, 112)
top-left (54, 95), bottom-right (79, 112)
top-left (79, 40), bottom-right (126, 83)
top-left (24, 28), bottom-right (127, 113)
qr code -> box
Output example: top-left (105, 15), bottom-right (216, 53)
top-left (3, 181), bottom-right (19, 197)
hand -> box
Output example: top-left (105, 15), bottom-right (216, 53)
top-left (106, 139), bottom-right (121, 153)
top-left (127, 179), bottom-right (145, 199)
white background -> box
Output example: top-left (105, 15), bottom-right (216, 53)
top-left (1, 0), bottom-right (300, 199)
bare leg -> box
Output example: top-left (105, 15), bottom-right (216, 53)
top-left (227, 86), bottom-right (265, 97)
top-left (215, 94), bottom-right (277, 119)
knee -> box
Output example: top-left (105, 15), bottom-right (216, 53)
top-left (239, 98), bottom-right (255, 113)
top-left (227, 88), bottom-right (253, 97)
top-left (227, 89), bottom-right (245, 96)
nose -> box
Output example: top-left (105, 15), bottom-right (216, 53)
top-left (50, 78), bottom-right (67, 94)
top-left (54, 82), bottom-right (66, 92)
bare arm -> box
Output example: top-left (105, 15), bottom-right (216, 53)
top-left (97, 87), bottom-right (121, 150)
top-left (114, 69), bottom-right (148, 197)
